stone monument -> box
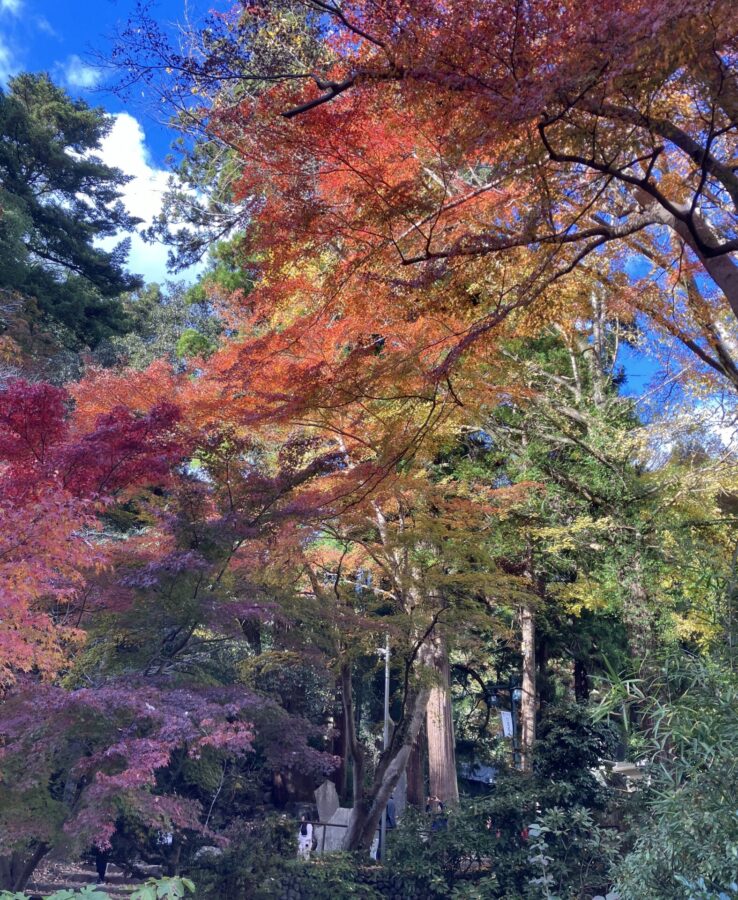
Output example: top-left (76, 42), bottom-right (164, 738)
top-left (312, 777), bottom-right (405, 855)
top-left (313, 780), bottom-right (355, 853)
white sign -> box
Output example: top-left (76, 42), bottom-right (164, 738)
top-left (500, 710), bottom-right (513, 738)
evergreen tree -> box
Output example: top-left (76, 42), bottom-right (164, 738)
top-left (0, 74), bottom-right (141, 348)
top-left (104, 281), bottom-right (220, 369)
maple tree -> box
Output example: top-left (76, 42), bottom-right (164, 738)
top-left (0, 679), bottom-right (254, 891)
top-left (116, 0), bottom-right (738, 409)
top-left (66, 341), bottom-right (522, 849)
top-left (0, 367), bottom-right (347, 886)
top-left (248, 439), bottom-right (533, 847)
top-left (104, 4), bottom-right (737, 856)
top-left (0, 378), bottom-right (185, 685)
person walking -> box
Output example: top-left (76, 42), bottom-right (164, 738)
top-left (93, 846), bottom-right (109, 884)
top-left (297, 815), bottom-right (313, 860)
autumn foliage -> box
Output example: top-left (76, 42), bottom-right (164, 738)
top-left (1, 0), bottom-right (737, 889)
top-left (0, 380), bottom-right (185, 683)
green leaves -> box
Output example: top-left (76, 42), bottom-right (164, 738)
top-left (130, 877), bottom-right (196, 900)
top-left (604, 654), bottom-right (738, 898)
top-left (0, 877), bottom-right (196, 900)
top-left (0, 73), bottom-right (140, 347)
top-left (526, 806), bottom-right (621, 899)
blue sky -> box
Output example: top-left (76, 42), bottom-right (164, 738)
top-left (0, 0), bottom-right (214, 283)
top-left (0, 0), bottom-right (195, 162)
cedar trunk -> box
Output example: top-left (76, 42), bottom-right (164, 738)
top-left (332, 691), bottom-right (349, 801)
top-left (574, 658), bottom-right (590, 701)
top-left (426, 639), bottom-right (459, 804)
top-left (406, 724), bottom-right (426, 808)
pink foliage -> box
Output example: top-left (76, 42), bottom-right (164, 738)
top-left (0, 680), bottom-right (255, 850)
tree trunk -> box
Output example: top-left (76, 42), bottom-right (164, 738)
top-left (342, 681), bottom-right (432, 850)
top-left (536, 632), bottom-right (550, 709)
top-left (331, 689), bottom-right (349, 801)
top-left (406, 724), bottom-right (426, 808)
top-left (0, 845), bottom-right (49, 892)
top-left (623, 553), bottom-right (656, 661)
top-left (574, 657), bottom-right (590, 701)
top-left (342, 643), bottom-right (436, 850)
top-left (520, 602), bottom-right (536, 772)
top-left (426, 639), bottom-right (458, 804)
top-left (635, 189), bottom-right (738, 322)
top-left (588, 292), bottom-right (606, 406)
top-left (241, 618), bottom-right (262, 655)
top-left (340, 662), bottom-right (364, 807)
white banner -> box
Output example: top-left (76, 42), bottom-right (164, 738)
top-left (500, 710), bottom-right (513, 737)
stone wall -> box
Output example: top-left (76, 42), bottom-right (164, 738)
top-left (276, 866), bottom-right (434, 900)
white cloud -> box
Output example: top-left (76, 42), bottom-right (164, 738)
top-left (0, 34), bottom-right (18, 84)
top-left (0, 0), bottom-right (22, 17)
top-left (0, 0), bottom-right (23, 85)
top-left (98, 113), bottom-right (169, 213)
top-left (60, 54), bottom-right (103, 90)
top-left (36, 16), bottom-right (58, 37)
top-left (96, 113), bottom-right (203, 286)
top-left (702, 398), bottom-right (738, 449)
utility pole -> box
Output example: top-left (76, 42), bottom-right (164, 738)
top-left (379, 633), bottom-right (390, 859)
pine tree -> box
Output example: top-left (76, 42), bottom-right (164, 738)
top-left (0, 74), bottom-right (141, 348)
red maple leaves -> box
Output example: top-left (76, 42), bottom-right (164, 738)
top-left (0, 379), bottom-right (186, 684)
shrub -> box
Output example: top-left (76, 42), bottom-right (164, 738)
top-left (187, 815), bottom-right (294, 899)
top-left (608, 656), bottom-right (738, 899)
top-left (0, 875), bottom-right (195, 900)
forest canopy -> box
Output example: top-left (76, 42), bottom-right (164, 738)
top-left (0, 2), bottom-right (737, 898)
